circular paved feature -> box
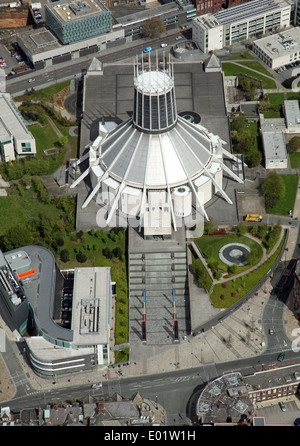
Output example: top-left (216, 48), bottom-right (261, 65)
top-left (219, 243), bottom-right (251, 267)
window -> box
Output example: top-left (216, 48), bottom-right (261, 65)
top-left (21, 142), bottom-right (31, 153)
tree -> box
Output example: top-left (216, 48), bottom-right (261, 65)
top-left (112, 247), bottom-right (123, 259)
top-left (76, 253), bottom-right (87, 263)
top-left (60, 249), bottom-right (70, 263)
top-left (141, 17), bottom-right (166, 38)
top-left (237, 222), bottom-right (248, 235)
top-left (246, 149), bottom-right (262, 168)
top-left (1, 225), bottom-right (33, 251)
top-left (287, 136), bottom-right (300, 153)
top-left (204, 216), bottom-right (214, 234)
top-left (261, 172), bottom-right (285, 209)
top-left (102, 247), bottom-right (112, 259)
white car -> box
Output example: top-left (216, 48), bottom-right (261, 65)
top-left (91, 382), bottom-right (102, 389)
top-left (28, 78), bottom-right (35, 83)
top-left (175, 36), bottom-right (182, 40)
top-left (160, 43), bottom-right (168, 48)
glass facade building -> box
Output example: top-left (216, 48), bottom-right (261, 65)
top-left (45, 0), bottom-right (112, 45)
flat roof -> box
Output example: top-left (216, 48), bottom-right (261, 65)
top-left (215, 0), bottom-right (288, 25)
top-left (5, 251), bottom-right (31, 272)
top-left (262, 131), bottom-right (287, 161)
top-left (284, 99), bottom-right (300, 128)
top-left (253, 27), bottom-right (300, 59)
top-left (72, 267), bottom-right (111, 345)
top-left (115, 2), bottom-right (180, 26)
top-left (46, 0), bottom-right (108, 24)
top-left (193, 13), bottom-right (221, 30)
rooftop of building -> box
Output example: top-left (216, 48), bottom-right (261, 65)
top-left (192, 13), bottom-right (221, 29)
top-left (45, 0), bottom-right (109, 24)
top-left (0, 93), bottom-right (34, 142)
top-left (284, 99), bottom-right (300, 127)
top-left (214, 0), bottom-right (289, 25)
top-left (253, 26), bottom-right (300, 57)
top-left (114, 1), bottom-right (180, 26)
top-left (261, 130), bottom-right (287, 161)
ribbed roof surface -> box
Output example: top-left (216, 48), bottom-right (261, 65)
top-left (99, 116), bottom-right (213, 189)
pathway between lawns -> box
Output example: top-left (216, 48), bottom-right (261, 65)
top-left (192, 229), bottom-right (284, 287)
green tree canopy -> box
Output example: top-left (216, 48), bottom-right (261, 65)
top-left (287, 136), bottom-right (300, 153)
top-left (141, 17), bottom-right (166, 38)
top-left (1, 225), bottom-right (34, 251)
top-left (261, 172), bottom-right (285, 209)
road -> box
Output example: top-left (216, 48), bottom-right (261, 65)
top-left (5, 33), bottom-right (183, 96)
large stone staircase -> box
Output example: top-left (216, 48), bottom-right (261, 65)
top-left (128, 229), bottom-right (190, 345)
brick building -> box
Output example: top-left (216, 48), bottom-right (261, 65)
top-left (194, 0), bottom-right (253, 16)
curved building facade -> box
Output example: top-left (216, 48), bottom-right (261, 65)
top-left (1, 246), bottom-right (113, 378)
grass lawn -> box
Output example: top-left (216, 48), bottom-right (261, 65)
top-left (290, 152), bottom-right (300, 168)
top-left (195, 233), bottom-right (263, 274)
top-left (267, 92), bottom-right (285, 105)
top-left (221, 62), bottom-right (277, 89)
top-left (0, 187), bottom-right (63, 236)
top-left (225, 52), bottom-right (254, 60)
top-left (16, 81), bottom-right (70, 104)
top-left (210, 230), bottom-right (287, 308)
top-left (262, 111), bottom-right (281, 118)
top-left (266, 175), bottom-right (298, 215)
top-left (247, 121), bottom-right (262, 152)
top-left (29, 122), bottom-right (60, 154)
top-left (287, 92), bottom-right (300, 101)
top-left (238, 61), bottom-right (274, 78)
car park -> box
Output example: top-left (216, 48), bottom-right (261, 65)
top-left (91, 382), bottom-right (102, 389)
top-left (143, 47), bottom-right (152, 53)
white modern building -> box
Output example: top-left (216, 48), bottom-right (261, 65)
top-left (261, 130), bottom-right (287, 169)
top-left (70, 55), bottom-right (243, 236)
top-left (192, 14), bottom-right (223, 54)
top-left (192, 0), bottom-right (291, 53)
top-left (252, 26), bottom-right (300, 69)
top-left (0, 93), bottom-right (36, 163)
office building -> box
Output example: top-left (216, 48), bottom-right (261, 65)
top-left (45, 0), bottom-right (112, 45)
top-left (192, 0), bottom-right (291, 53)
top-left (252, 26), bottom-right (300, 69)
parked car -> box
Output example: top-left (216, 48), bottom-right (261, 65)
top-left (160, 43), bottom-right (168, 48)
top-left (279, 402), bottom-right (287, 411)
top-left (175, 35), bottom-right (182, 40)
top-left (143, 47), bottom-right (152, 53)
top-left (91, 382), bottom-right (102, 389)
top-left (269, 329), bottom-right (274, 335)
top-left (28, 78), bottom-right (35, 83)
top-left (277, 352), bottom-right (285, 361)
